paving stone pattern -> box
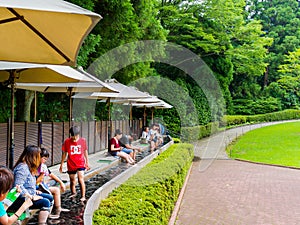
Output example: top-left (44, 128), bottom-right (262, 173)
top-left (176, 120), bottom-right (300, 225)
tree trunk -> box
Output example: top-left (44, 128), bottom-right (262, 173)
top-left (263, 66), bottom-right (269, 89)
top-left (16, 90), bottom-right (35, 122)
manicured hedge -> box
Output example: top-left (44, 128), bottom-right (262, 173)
top-left (181, 109), bottom-right (300, 142)
top-left (181, 121), bottom-right (219, 142)
top-left (93, 143), bottom-right (194, 225)
top-left (223, 109), bottom-right (300, 126)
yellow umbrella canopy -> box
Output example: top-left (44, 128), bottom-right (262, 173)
top-left (0, 0), bottom-right (101, 66)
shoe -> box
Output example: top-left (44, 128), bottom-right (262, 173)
top-left (80, 197), bottom-right (86, 202)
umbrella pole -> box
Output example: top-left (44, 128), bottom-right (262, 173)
top-left (9, 71), bottom-right (16, 169)
top-left (107, 98), bottom-right (112, 141)
top-left (143, 105), bottom-right (146, 127)
top-left (129, 103), bottom-right (132, 129)
top-left (68, 88), bottom-right (73, 129)
top-left (151, 107), bottom-right (154, 124)
top-left (34, 91), bottom-right (37, 122)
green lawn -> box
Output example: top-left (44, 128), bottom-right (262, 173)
top-left (226, 121), bottom-right (300, 168)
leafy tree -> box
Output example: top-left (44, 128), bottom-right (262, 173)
top-left (16, 90), bottom-right (35, 122)
top-left (90, 0), bottom-right (167, 84)
top-left (0, 87), bottom-right (11, 122)
top-left (228, 20), bottom-right (273, 114)
top-left (157, 0), bottom-right (271, 118)
top-left (278, 48), bottom-right (300, 76)
top-left (246, 0), bottom-right (300, 86)
top-left (267, 48), bottom-right (300, 109)
top-left (36, 93), bottom-right (69, 122)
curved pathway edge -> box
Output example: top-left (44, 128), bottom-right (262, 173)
top-left (170, 120), bottom-right (300, 225)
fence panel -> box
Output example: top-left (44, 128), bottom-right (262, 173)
top-left (52, 122), bottom-right (64, 165)
top-left (0, 123), bottom-right (8, 166)
top-left (99, 121), bottom-right (108, 150)
top-left (0, 119), bottom-right (140, 167)
top-left (14, 122), bottom-right (27, 166)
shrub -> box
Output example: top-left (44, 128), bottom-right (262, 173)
top-left (93, 143), bottom-right (194, 225)
top-left (181, 121), bottom-right (220, 142)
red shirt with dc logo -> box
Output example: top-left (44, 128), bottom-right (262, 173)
top-left (62, 137), bottom-right (87, 171)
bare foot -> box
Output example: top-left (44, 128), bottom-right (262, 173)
top-left (69, 193), bottom-right (77, 198)
top-left (80, 197), bottom-right (86, 202)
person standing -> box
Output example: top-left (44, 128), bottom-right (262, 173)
top-left (59, 126), bottom-right (90, 202)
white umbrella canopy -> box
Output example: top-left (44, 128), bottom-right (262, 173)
top-left (109, 95), bottom-right (162, 104)
top-left (0, 0), bottom-right (101, 66)
top-left (73, 79), bottom-right (150, 100)
top-left (15, 82), bottom-right (112, 93)
top-left (72, 78), bottom-right (151, 119)
top-left (72, 79), bottom-right (151, 132)
top-left (132, 101), bottom-right (173, 109)
top-left (0, 61), bottom-right (103, 168)
top-left (0, 61), bottom-right (95, 83)
top-left (14, 68), bottom-right (119, 125)
top-left (14, 67), bottom-right (119, 93)
top-left (131, 100), bottom-right (173, 125)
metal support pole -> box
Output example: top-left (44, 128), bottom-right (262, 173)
top-left (9, 71), bottom-right (16, 169)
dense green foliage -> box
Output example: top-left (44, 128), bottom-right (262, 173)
top-left (227, 121), bottom-right (300, 168)
top-left (93, 143), bottom-right (194, 224)
top-left (1, 0), bottom-right (300, 137)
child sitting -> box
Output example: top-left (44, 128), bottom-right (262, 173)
top-left (36, 148), bottom-right (69, 217)
top-left (0, 166), bottom-right (32, 225)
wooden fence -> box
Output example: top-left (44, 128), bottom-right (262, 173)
top-left (0, 119), bottom-right (143, 167)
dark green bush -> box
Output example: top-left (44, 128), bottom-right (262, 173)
top-left (231, 97), bottom-right (281, 115)
top-left (93, 143), bottom-right (194, 225)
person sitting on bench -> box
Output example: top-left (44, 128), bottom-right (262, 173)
top-left (108, 129), bottom-right (135, 165)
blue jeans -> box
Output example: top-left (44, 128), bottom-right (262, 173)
top-left (7, 193), bottom-right (53, 213)
top-left (33, 192), bottom-right (53, 211)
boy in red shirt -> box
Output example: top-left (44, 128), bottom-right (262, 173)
top-left (59, 126), bottom-right (90, 202)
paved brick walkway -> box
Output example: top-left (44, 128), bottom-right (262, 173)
top-left (175, 120), bottom-right (300, 225)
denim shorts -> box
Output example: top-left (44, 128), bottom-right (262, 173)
top-left (7, 193), bottom-right (53, 213)
top-left (122, 148), bottom-right (133, 154)
top-left (109, 151), bottom-right (118, 157)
